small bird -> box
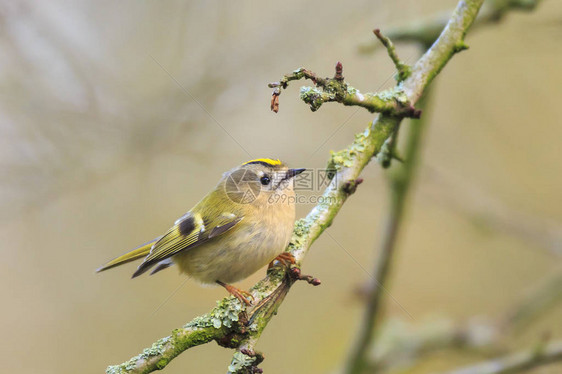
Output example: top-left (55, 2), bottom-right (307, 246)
top-left (96, 158), bottom-right (305, 305)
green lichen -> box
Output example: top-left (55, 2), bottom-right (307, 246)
top-left (376, 136), bottom-right (394, 168)
top-left (300, 86), bottom-right (329, 111)
top-left (330, 149), bottom-right (354, 169)
top-left (209, 298), bottom-right (243, 328)
top-left (346, 85), bottom-right (358, 95)
top-left (106, 365), bottom-right (125, 373)
top-left (285, 218), bottom-right (311, 252)
top-left (142, 336), bottom-right (171, 357)
top-left (106, 335), bottom-right (174, 373)
top-left (358, 87), bottom-right (412, 115)
top-left (228, 351), bottom-right (256, 373)
top-left (183, 297), bottom-right (243, 331)
top-left (325, 79), bottom-right (347, 101)
top-left (248, 322), bottom-right (259, 332)
top-left (396, 65), bottom-right (412, 82)
top-left (394, 90), bottom-right (409, 104)
top-left (184, 313), bottom-right (214, 329)
top-left (107, 345), bottom-right (156, 374)
top-left (376, 88), bottom-right (396, 101)
top-left (377, 86), bottom-right (407, 103)
top-left (106, 357), bottom-right (137, 374)
top-left (177, 327), bottom-right (226, 352)
top-left (353, 132), bottom-right (368, 152)
top-left (294, 218), bottom-right (309, 237)
top-left (328, 126), bottom-right (373, 171)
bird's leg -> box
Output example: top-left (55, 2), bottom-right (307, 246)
top-left (268, 252), bottom-right (296, 269)
top-left (217, 280), bottom-right (253, 306)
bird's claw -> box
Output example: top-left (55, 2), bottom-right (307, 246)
top-left (268, 252), bottom-right (296, 269)
top-left (218, 281), bottom-right (254, 306)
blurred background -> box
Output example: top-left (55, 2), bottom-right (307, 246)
top-left (1, 0), bottom-right (561, 373)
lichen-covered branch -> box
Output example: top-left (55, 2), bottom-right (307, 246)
top-left (439, 340), bottom-right (562, 374)
top-left (358, 0), bottom-right (542, 54)
top-left (373, 28), bottom-right (412, 82)
top-left (402, 0), bottom-right (483, 103)
top-left (268, 63), bottom-right (421, 118)
top-left (106, 298), bottom-right (246, 374)
top-left (420, 165), bottom-right (562, 258)
top-left (107, 1), bottom-right (485, 373)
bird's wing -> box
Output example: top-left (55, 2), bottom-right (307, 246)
top-left (132, 211), bottom-right (243, 277)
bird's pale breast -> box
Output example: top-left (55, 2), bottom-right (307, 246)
top-left (173, 195), bottom-right (295, 284)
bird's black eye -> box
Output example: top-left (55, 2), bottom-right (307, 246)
top-left (260, 175), bottom-right (271, 185)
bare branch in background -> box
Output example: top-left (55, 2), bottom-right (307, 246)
top-left (439, 340), bottom-right (562, 374)
top-left (354, 265), bottom-right (562, 371)
top-left (503, 266), bottom-right (562, 333)
top-left (421, 165), bottom-right (562, 257)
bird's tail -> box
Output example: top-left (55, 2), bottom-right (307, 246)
top-left (96, 237), bottom-right (161, 273)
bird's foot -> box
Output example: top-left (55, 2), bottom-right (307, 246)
top-left (268, 252), bottom-right (296, 269)
top-left (268, 252), bottom-right (321, 286)
top-left (217, 281), bottom-right (254, 306)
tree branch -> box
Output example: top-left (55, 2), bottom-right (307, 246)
top-left (372, 29), bottom-right (412, 82)
top-left (106, 1), bottom-right (485, 372)
top-left (268, 63), bottom-right (421, 117)
top-left (367, 316), bottom-right (502, 372)
top-left (351, 266), bottom-right (562, 371)
top-left (358, 0), bottom-right (542, 54)
top-left (439, 340), bottom-right (562, 374)
top-left (503, 266), bottom-right (562, 333)
top-left (420, 164), bottom-right (562, 257)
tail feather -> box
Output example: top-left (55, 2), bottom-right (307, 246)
top-left (149, 258), bottom-right (174, 275)
top-left (96, 237), bottom-right (161, 273)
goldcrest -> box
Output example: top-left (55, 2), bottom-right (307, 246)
top-left (97, 158), bottom-right (305, 304)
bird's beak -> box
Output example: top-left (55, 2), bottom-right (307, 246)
top-left (286, 168), bottom-right (306, 179)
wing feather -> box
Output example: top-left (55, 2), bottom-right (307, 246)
top-left (132, 211), bottom-right (242, 278)
top-left (209, 217), bottom-right (243, 238)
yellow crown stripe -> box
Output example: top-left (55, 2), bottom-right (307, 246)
top-left (243, 158), bottom-right (283, 167)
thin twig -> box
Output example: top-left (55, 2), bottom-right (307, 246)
top-left (373, 28), bottom-right (412, 82)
